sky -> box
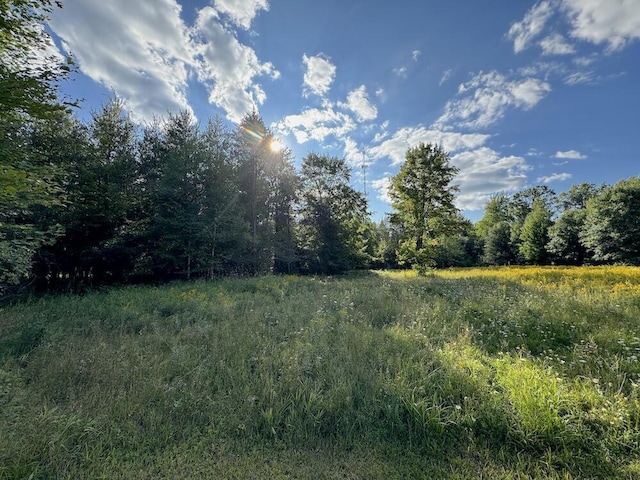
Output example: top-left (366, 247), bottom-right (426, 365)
top-left (46, 0), bottom-right (640, 221)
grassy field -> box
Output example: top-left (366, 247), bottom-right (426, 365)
top-left (2, 267), bottom-right (640, 479)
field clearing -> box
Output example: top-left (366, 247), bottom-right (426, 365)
top-left (2, 267), bottom-right (640, 479)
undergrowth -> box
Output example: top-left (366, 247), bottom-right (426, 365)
top-left (1, 267), bottom-right (640, 479)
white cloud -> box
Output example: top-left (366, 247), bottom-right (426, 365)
top-left (563, 0), bottom-right (640, 51)
top-left (412, 50), bottom-right (422, 61)
top-left (527, 148), bottom-right (544, 157)
top-left (342, 137), bottom-right (366, 167)
top-left (273, 106), bottom-right (356, 144)
top-left (49, 0), bottom-right (278, 123)
top-left (540, 33), bottom-right (576, 55)
top-left (439, 69), bottom-right (453, 85)
top-left (436, 71), bottom-right (551, 130)
top-left (195, 7), bottom-right (279, 122)
top-left (369, 126), bottom-right (490, 166)
top-left (372, 177), bottom-right (392, 204)
top-left (507, 1), bottom-right (556, 53)
top-left (338, 86), bottom-right (378, 122)
top-left (303, 54), bottom-right (336, 97)
top-left (451, 148), bottom-right (531, 210)
top-left (555, 149), bottom-right (587, 159)
top-left (393, 66), bottom-right (407, 78)
top-left (213, 0), bottom-right (268, 29)
top-left (573, 56), bottom-right (596, 67)
top-left (49, 0), bottom-right (195, 121)
top-left (538, 172), bottom-right (573, 183)
top-left (563, 71), bottom-right (595, 85)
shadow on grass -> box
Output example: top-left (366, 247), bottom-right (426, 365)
top-left (1, 272), bottom-right (639, 478)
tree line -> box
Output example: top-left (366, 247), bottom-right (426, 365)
top-left (2, 0), bottom-right (640, 297)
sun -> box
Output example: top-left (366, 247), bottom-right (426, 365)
top-left (269, 138), bottom-right (285, 153)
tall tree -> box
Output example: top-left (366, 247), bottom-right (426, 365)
top-left (200, 116), bottom-right (249, 277)
top-left (475, 193), bottom-right (511, 240)
top-left (556, 182), bottom-right (605, 211)
top-left (482, 221), bottom-right (516, 265)
top-left (298, 153), bottom-right (368, 274)
top-left (547, 209), bottom-right (588, 265)
top-left (581, 178), bottom-right (640, 265)
top-left (141, 111), bottom-right (208, 280)
top-left (0, 0), bottom-right (73, 291)
top-left (389, 143), bottom-right (460, 274)
top-left (519, 198), bottom-right (553, 264)
top-left (234, 111), bottom-right (276, 274)
top-left (508, 185), bottom-right (556, 261)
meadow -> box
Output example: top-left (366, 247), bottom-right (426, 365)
top-left (2, 266), bottom-right (640, 479)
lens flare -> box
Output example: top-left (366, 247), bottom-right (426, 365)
top-left (270, 138), bottom-right (284, 152)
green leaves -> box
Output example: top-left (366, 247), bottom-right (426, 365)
top-left (581, 177), bottom-right (640, 265)
top-left (389, 143), bottom-right (460, 273)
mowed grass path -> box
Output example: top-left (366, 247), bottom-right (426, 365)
top-left (2, 267), bottom-right (640, 479)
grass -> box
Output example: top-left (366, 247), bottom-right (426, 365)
top-left (1, 267), bottom-right (640, 478)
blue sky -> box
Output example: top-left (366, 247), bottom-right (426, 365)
top-left (47, 0), bottom-right (640, 221)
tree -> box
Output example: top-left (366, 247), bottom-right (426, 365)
top-left (547, 209), bottom-right (588, 265)
top-left (433, 216), bottom-right (483, 268)
top-left (556, 182), bottom-right (605, 211)
top-left (519, 198), bottom-right (553, 264)
top-left (198, 117), bottom-right (245, 277)
top-left (140, 111), bottom-right (209, 280)
top-left (581, 178), bottom-right (640, 265)
top-left (0, 0), bottom-right (73, 120)
top-left (508, 185), bottom-right (556, 262)
top-left (389, 143), bottom-right (460, 273)
top-left (0, 0), bottom-right (73, 291)
top-left (482, 221), bottom-right (517, 265)
top-left (475, 193), bottom-right (511, 240)
top-left (298, 153), bottom-right (368, 274)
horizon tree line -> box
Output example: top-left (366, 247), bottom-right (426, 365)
top-left (2, 0), bottom-right (640, 297)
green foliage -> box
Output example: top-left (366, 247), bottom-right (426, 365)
top-left (547, 209), bottom-right (588, 265)
top-left (581, 177), bottom-right (640, 265)
top-left (298, 153), bottom-right (368, 274)
top-left (2, 269), bottom-right (640, 478)
top-left (482, 221), bottom-right (516, 265)
top-left (0, 0), bottom-right (74, 292)
top-left (475, 193), bottom-right (510, 240)
top-left (389, 143), bottom-right (460, 273)
top-left (519, 198), bottom-right (553, 264)
top-left (0, 0), bottom-right (73, 120)
top-left (556, 182), bottom-right (605, 211)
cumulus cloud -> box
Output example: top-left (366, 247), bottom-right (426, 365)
top-left (538, 172), bottom-right (573, 183)
top-left (213, 0), bottom-right (268, 29)
top-left (563, 0), bottom-right (640, 51)
top-left (435, 71), bottom-right (551, 130)
top-left (540, 33), bottom-right (576, 55)
top-left (372, 177), bottom-right (392, 204)
top-left (273, 106), bottom-right (356, 144)
top-left (451, 148), bottom-right (531, 210)
top-left (369, 126), bottom-right (490, 166)
top-left (412, 50), bottom-right (422, 61)
top-left (507, 0), bottom-right (556, 53)
top-left (49, 0), bottom-right (195, 121)
top-left (49, 0), bottom-right (279, 123)
top-left (195, 7), bottom-right (279, 122)
top-left (338, 86), bottom-right (378, 122)
top-left (555, 149), bottom-right (587, 159)
top-left (342, 137), bottom-right (364, 167)
top-left (303, 54), bottom-right (336, 97)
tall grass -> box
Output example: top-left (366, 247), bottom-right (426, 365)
top-left (1, 268), bottom-right (640, 478)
